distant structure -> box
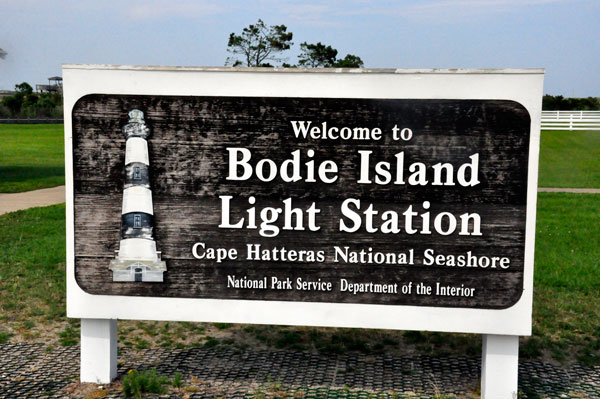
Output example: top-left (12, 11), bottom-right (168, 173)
top-left (36, 76), bottom-right (62, 93)
top-left (0, 90), bottom-right (14, 99)
top-left (109, 109), bottom-right (167, 282)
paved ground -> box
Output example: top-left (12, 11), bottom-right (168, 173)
top-left (0, 185), bottom-right (65, 215)
top-left (0, 343), bottom-right (598, 398)
top-left (538, 187), bottom-right (600, 194)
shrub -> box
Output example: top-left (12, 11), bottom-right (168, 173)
top-left (0, 82), bottom-right (63, 118)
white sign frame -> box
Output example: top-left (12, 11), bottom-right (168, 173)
top-left (64, 65), bottom-right (544, 337)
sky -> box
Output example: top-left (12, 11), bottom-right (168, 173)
top-left (0, 0), bottom-right (598, 96)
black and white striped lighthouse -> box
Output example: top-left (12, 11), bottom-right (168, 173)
top-left (109, 109), bottom-right (166, 282)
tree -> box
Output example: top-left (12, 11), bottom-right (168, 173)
top-left (297, 41), bottom-right (364, 68)
top-left (2, 82), bottom-right (33, 115)
top-left (0, 82), bottom-right (63, 118)
top-left (225, 23), bottom-right (365, 68)
top-left (15, 82), bottom-right (33, 95)
top-left (226, 19), bottom-right (293, 67)
top-left (542, 94), bottom-right (600, 111)
top-left (298, 42), bottom-right (338, 67)
top-left (333, 54), bottom-right (364, 68)
top-left (0, 48), bottom-right (6, 59)
top-left (1, 94), bottom-right (22, 115)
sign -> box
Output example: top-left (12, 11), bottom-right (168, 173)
top-left (65, 66), bottom-right (543, 335)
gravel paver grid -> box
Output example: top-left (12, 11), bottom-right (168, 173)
top-left (0, 343), bottom-right (598, 398)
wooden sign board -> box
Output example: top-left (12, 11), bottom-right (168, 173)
top-left (65, 66), bottom-right (543, 336)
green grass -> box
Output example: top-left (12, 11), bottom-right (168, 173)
top-left (1, 193), bottom-right (598, 366)
top-left (538, 130), bottom-right (600, 188)
top-left (534, 193), bottom-right (600, 292)
top-left (0, 126), bottom-right (596, 397)
top-left (0, 124), bottom-right (64, 193)
top-left (0, 125), bottom-right (597, 193)
top-left (0, 124), bottom-right (597, 193)
top-left (530, 193), bottom-right (600, 364)
top-left (0, 204), bottom-right (66, 326)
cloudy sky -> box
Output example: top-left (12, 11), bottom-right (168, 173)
top-left (1, 0), bottom-right (598, 96)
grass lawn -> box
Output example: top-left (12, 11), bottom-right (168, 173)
top-left (526, 193), bottom-right (600, 365)
top-left (0, 124), bottom-right (64, 193)
top-left (0, 204), bottom-right (66, 344)
top-left (0, 193), bottom-right (598, 368)
top-left (1, 126), bottom-right (597, 398)
top-left (538, 130), bottom-right (600, 188)
top-left (0, 125), bottom-right (598, 195)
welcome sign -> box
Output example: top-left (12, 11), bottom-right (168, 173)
top-left (65, 66), bottom-right (543, 335)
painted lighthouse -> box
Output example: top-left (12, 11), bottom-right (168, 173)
top-left (109, 109), bottom-right (166, 282)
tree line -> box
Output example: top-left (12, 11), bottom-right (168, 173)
top-left (226, 19), bottom-right (364, 68)
top-left (4, 25), bottom-right (599, 119)
top-left (0, 82), bottom-right (63, 118)
top-left (542, 95), bottom-right (600, 111)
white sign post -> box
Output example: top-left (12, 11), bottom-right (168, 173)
top-left (80, 319), bottom-right (117, 383)
top-left (64, 65), bottom-right (544, 398)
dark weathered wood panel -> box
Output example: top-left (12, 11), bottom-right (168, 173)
top-left (75, 256), bottom-right (523, 308)
top-left (72, 94), bottom-right (530, 309)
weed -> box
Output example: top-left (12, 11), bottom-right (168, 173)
top-left (172, 372), bottom-right (183, 388)
top-left (84, 389), bottom-right (109, 399)
top-left (134, 338), bottom-right (150, 350)
top-left (521, 337), bottom-right (543, 358)
top-left (58, 325), bottom-right (79, 346)
top-left (183, 385), bottom-right (201, 393)
top-left (403, 331), bottom-right (425, 344)
top-left (189, 323), bottom-right (205, 334)
top-left (255, 333), bottom-right (269, 343)
top-left (122, 369), bottom-right (170, 398)
top-left (276, 331), bottom-right (307, 350)
top-left (578, 343), bottom-right (600, 366)
top-left (204, 336), bottom-right (219, 348)
top-left (0, 330), bottom-right (13, 344)
top-left (22, 320), bottom-right (35, 329)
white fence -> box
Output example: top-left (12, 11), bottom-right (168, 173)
top-left (541, 110), bottom-right (600, 131)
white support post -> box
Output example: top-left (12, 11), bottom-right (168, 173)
top-left (481, 334), bottom-right (519, 399)
top-left (81, 318), bottom-right (118, 383)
